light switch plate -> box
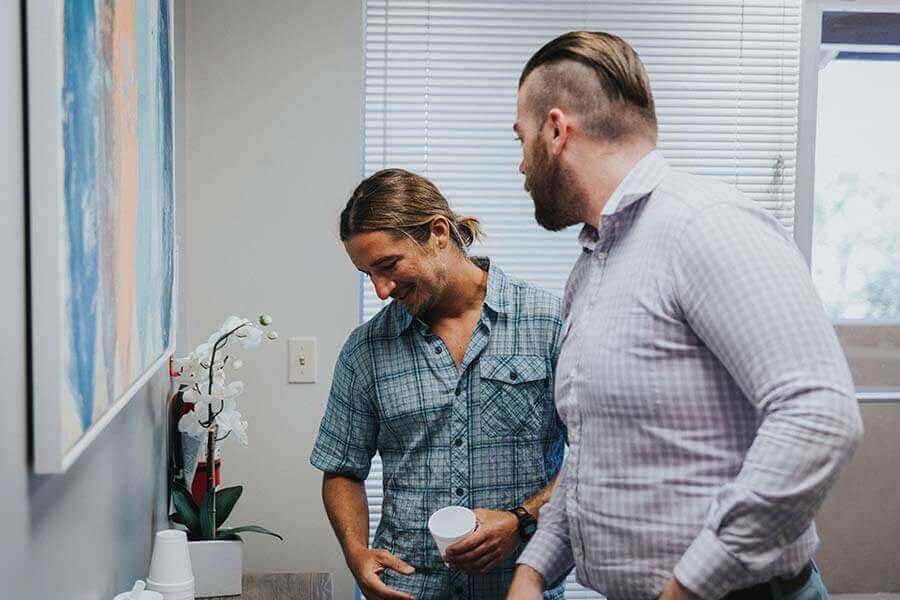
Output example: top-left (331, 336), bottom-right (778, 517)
top-left (288, 337), bottom-right (317, 383)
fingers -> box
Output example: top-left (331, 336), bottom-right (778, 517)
top-left (471, 552), bottom-right (503, 574)
top-left (445, 528), bottom-right (487, 557)
top-left (447, 539), bottom-right (502, 575)
top-left (353, 549), bottom-right (416, 600)
top-left (375, 549), bottom-right (416, 575)
top-left (359, 572), bottom-right (415, 600)
top-left (454, 549), bottom-right (500, 575)
top-left (449, 539), bottom-right (494, 566)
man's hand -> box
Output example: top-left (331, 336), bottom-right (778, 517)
top-left (347, 546), bottom-right (416, 600)
top-left (659, 576), bottom-right (700, 600)
top-left (506, 564), bottom-right (545, 599)
top-left (444, 508), bottom-right (520, 575)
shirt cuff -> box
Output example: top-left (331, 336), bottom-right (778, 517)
top-left (517, 529), bottom-right (575, 590)
top-left (673, 528), bottom-right (753, 599)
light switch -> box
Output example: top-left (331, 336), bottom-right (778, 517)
top-left (288, 337), bottom-right (317, 383)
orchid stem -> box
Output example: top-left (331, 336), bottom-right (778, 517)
top-left (207, 404), bottom-right (216, 540)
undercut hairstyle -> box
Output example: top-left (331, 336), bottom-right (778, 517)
top-left (519, 31), bottom-right (657, 142)
top-left (340, 168), bottom-right (485, 250)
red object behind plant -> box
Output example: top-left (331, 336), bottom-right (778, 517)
top-left (192, 458), bottom-right (222, 505)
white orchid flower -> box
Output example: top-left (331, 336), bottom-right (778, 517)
top-left (206, 316), bottom-right (245, 348)
top-left (211, 378), bottom-right (244, 401)
top-left (215, 402), bottom-right (249, 446)
top-left (235, 323), bottom-right (263, 348)
top-left (194, 342), bottom-right (213, 362)
top-left (174, 313), bottom-right (273, 449)
top-left (178, 408), bottom-right (208, 436)
top-left (173, 350), bottom-right (210, 385)
top-left (178, 379), bottom-right (244, 435)
top-left (206, 316), bottom-right (263, 349)
top-left (221, 315), bottom-right (246, 333)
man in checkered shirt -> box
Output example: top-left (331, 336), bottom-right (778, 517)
top-left (311, 169), bottom-right (568, 599)
top-left (508, 32), bottom-right (863, 600)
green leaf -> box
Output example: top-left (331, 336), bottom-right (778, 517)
top-left (171, 482), bottom-right (200, 534)
top-left (199, 489), bottom-right (216, 540)
top-left (216, 525), bottom-right (284, 541)
top-left (214, 485), bottom-right (243, 528)
top-left (172, 480), bottom-right (198, 510)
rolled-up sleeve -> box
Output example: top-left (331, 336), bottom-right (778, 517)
top-left (670, 202), bottom-right (864, 599)
top-left (310, 340), bottom-right (378, 481)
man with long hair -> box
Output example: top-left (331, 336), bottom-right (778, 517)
top-left (311, 169), bottom-right (567, 599)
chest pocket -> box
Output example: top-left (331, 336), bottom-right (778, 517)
top-left (479, 355), bottom-right (550, 439)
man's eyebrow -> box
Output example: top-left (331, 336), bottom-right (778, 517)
top-left (371, 255), bottom-right (399, 267)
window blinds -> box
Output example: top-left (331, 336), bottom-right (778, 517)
top-left (361, 2), bottom-right (800, 596)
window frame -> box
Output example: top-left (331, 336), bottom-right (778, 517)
top-left (795, 0), bottom-right (900, 402)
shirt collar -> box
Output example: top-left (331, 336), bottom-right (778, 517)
top-left (579, 149), bottom-right (669, 252)
top-left (393, 257), bottom-right (507, 337)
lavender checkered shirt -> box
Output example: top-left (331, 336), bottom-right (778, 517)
top-left (517, 150), bottom-right (863, 600)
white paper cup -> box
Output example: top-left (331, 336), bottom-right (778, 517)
top-left (145, 583), bottom-right (193, 600)
top-left (113, 592), bottom-right (163, 600)
top-left (145, 577), bottom-right (195, 596)
top-left (147, 530), bottom-right (194, 587)
top-left (428, 506), bottom-right (477, 558)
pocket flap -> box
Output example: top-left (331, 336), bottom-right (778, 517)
top-left (479, 355), bottom-right (547, 384)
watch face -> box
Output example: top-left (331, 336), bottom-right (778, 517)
top-left (512, 507), bottom-right (537, 539)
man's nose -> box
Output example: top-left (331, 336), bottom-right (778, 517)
top-left (372, 274), bottom-right (396, 300)
top-left (519, 158), bottom-right (526, 175)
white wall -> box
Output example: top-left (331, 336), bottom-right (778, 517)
top-left (177, 1), bottom-right (900, 597)
top-left (2, 5), bottom-right (171, 598)
top-left (180, 2), bottom-right (362, 599)
top-left (1, 4), bottom-right (31, 597)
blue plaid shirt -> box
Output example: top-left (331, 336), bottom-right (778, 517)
top-left (311, 259), bottom-right (567, 599)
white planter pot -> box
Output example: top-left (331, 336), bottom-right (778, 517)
top-left (187, 539), bottom-right (243, 598)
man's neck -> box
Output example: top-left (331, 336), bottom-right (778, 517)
top-left (581, 139), bottom-right (656, 227)
top-left (424, 257), bottom-right (487, 324)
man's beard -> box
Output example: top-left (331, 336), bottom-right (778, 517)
top-left (526, 140), bottom-right (585, 232)
top-left (404, 256), bottom-right (447, 318)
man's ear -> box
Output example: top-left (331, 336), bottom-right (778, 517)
top-left (547, 108), bottom-right (571, 157)
top-left (429, 216), bottom-right (452, 249)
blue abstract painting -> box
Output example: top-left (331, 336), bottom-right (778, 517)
top-left (29, 0), bottom-right (175, 472)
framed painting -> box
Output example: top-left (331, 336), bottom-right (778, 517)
top-left (27, 0), bottom-right (176, 473)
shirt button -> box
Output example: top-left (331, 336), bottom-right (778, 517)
top-left (455, 487), bottom-right (464, 497)
top-left (435, 346), bottom-right (442, 354)
top-left (509, 371), bottom-right (518, 381)
top-left (595, 251), bottom-right (607, 259)
top-left (573, 547), bottom-right (582, 557)
top-left (454, 438), bottom-right (463, 447)
top-left (454, 387), bottom-right (461, 396)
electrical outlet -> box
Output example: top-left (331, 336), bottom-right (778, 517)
top-left (288, 337), bottom-right (317, 383)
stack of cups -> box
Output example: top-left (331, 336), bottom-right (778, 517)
top-left (145, 530), bottom-right (195, 600)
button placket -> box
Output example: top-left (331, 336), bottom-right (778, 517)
top-left (449, 373), bottom-right (469, 509)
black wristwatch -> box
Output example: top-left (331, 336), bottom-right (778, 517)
top-left (508, 506), bottom-right (537, 542)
